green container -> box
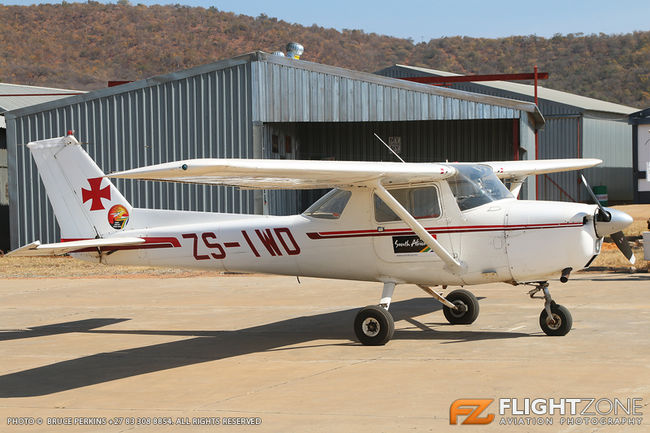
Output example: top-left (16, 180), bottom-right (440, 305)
top-left (593, 185), bottom-right (608, 206)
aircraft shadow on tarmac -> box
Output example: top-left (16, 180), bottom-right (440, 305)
top-left (579, 274), bottom-right (650, 282)
top-left (0, 297), bottom-right (528, 398)
top-left (0, 318), bottom-right (130, 342)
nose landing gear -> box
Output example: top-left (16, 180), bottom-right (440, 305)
top-left (528, 282), bottom-right (573, 336)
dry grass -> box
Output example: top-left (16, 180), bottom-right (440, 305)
top-left (593, 205), bottom-right (650, 271)
top-left (0, 255), bottom-right (223, 279)
top-left (590, 241), bottom-right (647, 271)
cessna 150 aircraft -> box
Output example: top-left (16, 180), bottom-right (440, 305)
top-left (9, 134), bottom-right (635, 345)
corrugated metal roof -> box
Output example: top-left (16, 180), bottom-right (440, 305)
top-left (256, 57), bottom-right (525, 124)
top-left (0, 83), bottom-right (84, 114)
top-left (392, 65), bottom-right (638, 115)
top-left (5, 52), bottom-right (544, 128)
top-left (258, 53), bottom-right (544, 127)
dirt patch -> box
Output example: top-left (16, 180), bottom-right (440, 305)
top-left (0, 255), bottom-right (231, 279)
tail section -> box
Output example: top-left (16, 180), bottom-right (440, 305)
top-left (27, 134), bottom-right (133, 239)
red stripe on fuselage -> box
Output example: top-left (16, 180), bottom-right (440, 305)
top-left (306, 222), bottom-right (584, 240)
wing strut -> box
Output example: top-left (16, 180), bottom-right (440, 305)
top-left (507, 177), bottom-right (526, 198)
top-left (373, 182), bottom-right (464, 273)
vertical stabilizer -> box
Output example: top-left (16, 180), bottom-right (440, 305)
top-left (27, 135), bottom-right (133, 239)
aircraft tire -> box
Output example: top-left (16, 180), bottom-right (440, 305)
top-left (354, 305), bottom-right (395, 346)
top-left (539, 302), bottom-right (572, 336)
top-left (443, 289), bottom-right (479, 325)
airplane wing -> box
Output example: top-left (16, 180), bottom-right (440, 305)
top-left (109, 159), bottom-right (456, 189)
top-left (6, 238), bottom-right (145, 257)
top-left (484, 158), bottom-right (602, 179)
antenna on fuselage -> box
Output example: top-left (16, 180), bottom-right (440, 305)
top-left (374, 133), bottom-right (405, 163)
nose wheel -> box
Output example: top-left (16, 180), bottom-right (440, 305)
top-left (539, 302), bottom-right (572, 336)
top-left (529, 282), bottom-right (572, 336)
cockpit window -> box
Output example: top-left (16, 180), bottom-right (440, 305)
top-left (447, 164), bottom-right (513, 211)
top-left (303, 189), bottom-right (352, 219)
top-left (374, 186), bottom-right (441, 222)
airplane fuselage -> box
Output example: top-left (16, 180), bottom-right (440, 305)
top-left (74, 186), bottom-right (601, 286)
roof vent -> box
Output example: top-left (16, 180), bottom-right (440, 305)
top-left (286, 42), bottom-right (304, 59)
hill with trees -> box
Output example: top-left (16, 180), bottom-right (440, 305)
top-left (0, 2), bottom-right (648, 108)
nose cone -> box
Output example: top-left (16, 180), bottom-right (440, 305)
top-left (595, 207), bottom-right (634, 237)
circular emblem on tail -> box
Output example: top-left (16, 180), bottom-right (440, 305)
top-left (108, 205), bottom-right (130, 230)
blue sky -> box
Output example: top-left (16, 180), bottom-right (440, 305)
top-left (2, 0), bottom-right (649, 42)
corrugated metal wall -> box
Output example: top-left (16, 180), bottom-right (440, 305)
top-left (582, 118), bottom-right (633, 201)
top-left (536, 116), bottom-right (582, 202)
top-left (0, 128), bottom-right (8, 253)
top-left (8, 62), bottom-right (255, 248)
top-left (291, 119), bottom-right (514, 161)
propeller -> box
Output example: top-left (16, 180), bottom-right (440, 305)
top-left (580, 174), bottom-right (636, 264)
top-left (611, 231), bottom-right (636, 265)
top-left (580, 173), bottom-right (610, 222)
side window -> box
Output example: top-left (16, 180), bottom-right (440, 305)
top-left (303, 189), bottom-right (352, 219)
top-left (411, 187), bottom-right (441, 219)
top-left (374, 195), bottom-right (400, 222)
top-left (374, 186), bottom-right (441, 222)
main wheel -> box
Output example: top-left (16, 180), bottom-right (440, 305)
top-left (539, 302), bottom-right (572, 336)
top-left (443, 289), bottom-right (479, 325)
top-left (354, 305), bottom-right (395, 346)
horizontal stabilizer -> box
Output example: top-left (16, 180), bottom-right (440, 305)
top-left (6, 238), bottom-right (145, 257)
top-left (110, 159), bottom-right (456, 189)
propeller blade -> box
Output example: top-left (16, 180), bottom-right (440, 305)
top-left (581, 173), bottom-right (610, 221)
top-left (610, 231), bottom-right (636, 265)
top-left (582, 173), bottom-right (634, 264)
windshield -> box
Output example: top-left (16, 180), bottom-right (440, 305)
top-left (303, 189), bottom-right (352, 219)
top-left (447, 164), bottom-right (513, 211)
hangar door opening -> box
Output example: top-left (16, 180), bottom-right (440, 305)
top-left (264, 119), bottom-right (519, 215)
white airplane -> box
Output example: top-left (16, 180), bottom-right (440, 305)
top-left (9, 134), bottom-right (635, 345)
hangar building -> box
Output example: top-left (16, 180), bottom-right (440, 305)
top-left (6, 52), bottom-right (544, 249)
top-left (0, 83), bottom-right (83, 253)
top-left (629, 108), bottom-right (650, 203)
top-left (376, 65), bottom-right (638, 204)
